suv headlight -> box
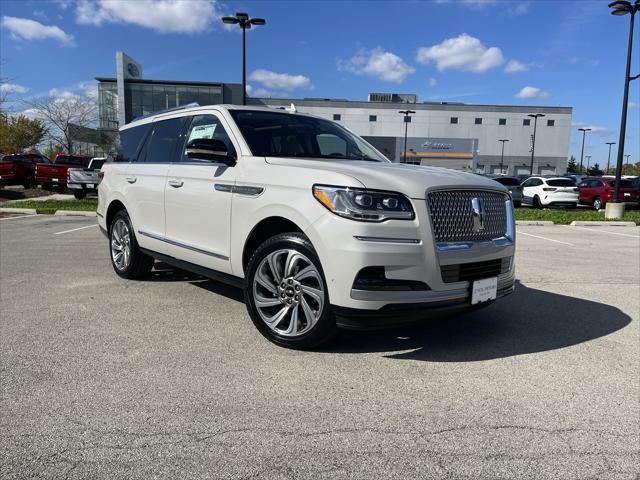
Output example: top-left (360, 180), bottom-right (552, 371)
top-left (312, 185), bottom-right (415, 222)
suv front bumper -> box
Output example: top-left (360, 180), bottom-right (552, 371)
top-left (306, 199), bottom-right (516, 315)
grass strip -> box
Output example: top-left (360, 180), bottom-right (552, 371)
top-left (515, 208), bottom-right (640, 225)
top-left (4, 199), bottom-right (98, 214)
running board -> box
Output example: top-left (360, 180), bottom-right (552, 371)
top-left (140, 248), bottom-right (244, 289)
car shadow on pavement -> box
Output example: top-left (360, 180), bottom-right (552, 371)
top-left (321, 281), bottom-right (633, 362)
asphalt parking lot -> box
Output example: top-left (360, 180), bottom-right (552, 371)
top-left (1, 214), bottom-right (638, 479)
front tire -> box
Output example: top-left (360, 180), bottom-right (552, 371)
top-left (244, 232), bottom-right (336, 349)
top-left (73, 191), bottom-right (86, 200)
top-left (109, 210), bottom-right (154, 279)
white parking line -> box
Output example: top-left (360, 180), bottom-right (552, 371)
top-left (563, 225), bottom-right (640, 239)
top-left (54, 224), bottom-right (98, 235)
top-left (518, 231), bottom-right (575, 246)
top-left (0, 214), bottom-right (40, 221)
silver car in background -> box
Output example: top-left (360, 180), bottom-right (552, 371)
top-left (488, 176), bottom-right (523, 207)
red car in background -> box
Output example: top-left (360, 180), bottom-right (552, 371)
top-left (35, 154), bottom-right (91, 190)
top-left (0, 153), bottom-right (52, 188)
top-left (578, 177), bottom-right (639, 210)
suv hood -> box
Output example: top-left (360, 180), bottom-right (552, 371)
top-left (265, 158), bottom-right (507, 199)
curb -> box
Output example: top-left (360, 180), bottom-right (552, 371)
top-left (516, 220), bottom-right (554, 226)
top-left (570, 221), bottom-right (636, 227)
top-left (54, 210), bottom-right (97, 217)
top-left (0, 207), bottom-right (38, 215)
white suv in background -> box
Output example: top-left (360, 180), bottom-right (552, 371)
top-left (98, 105), bottom-right (516, 348)
top-left (521, 176), bottom-right (579, 208)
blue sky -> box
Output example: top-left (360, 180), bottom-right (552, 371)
top-left (1, 0), bottom-right (638, 165)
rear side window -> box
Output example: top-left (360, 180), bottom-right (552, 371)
top-left (1, 155), bottom-right (30, 163)
top-left (141, 117), bottom-right (186, 163)
top-left (114, 124), bottom-right (151, 162)
top-left (547, 179), bottom-right (575, 187)
top-left (610, 180), bottom-right (634, 188)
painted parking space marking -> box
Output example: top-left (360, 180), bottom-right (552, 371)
top-left (0, 214), bottom-right (40, 221)
top-left (563, 225), bottom-right (640, 239)
top-left (54, 224), bottom-right (98, 235)
top-left (518, 231), bottom-right (575, 246)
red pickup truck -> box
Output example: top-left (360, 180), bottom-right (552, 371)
top-left (0, 153), bottom-right (52, 188)
top-left (35, 154), bottom-right (91, 190)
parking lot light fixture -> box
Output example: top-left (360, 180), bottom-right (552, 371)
top-left (608, 0), bottom-right (639, 205)
top-left (578, 128), bottom-right (592, 173)
top-left (498, 139), bottom-right (509, 174)
top-left (624, 154), bottom-right (632, 166)
top-left (398, 110), bottom-right (416, 164)
top-left (586, 155), bottom-right (592, 170)
top-left (606, 142), bottom-right (616, 173)
top-left (221, 12), bottom-right (266, 106)
top-left (528, 113), bottom-right (545, 175)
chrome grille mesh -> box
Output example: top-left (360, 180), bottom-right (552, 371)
top-left (427, 190), bottom-right (508, 242)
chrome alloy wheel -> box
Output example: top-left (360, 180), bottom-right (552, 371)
top-left (252, 249), bottom-right (325, 337)
top-left (111, 218), bottom-right (131, 271)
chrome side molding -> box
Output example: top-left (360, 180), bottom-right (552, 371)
top-left (138, 230), bottom-right (229, 261)
top-left (354, 236), bottom-right (421, 244)
top-left (214, 184), bottom-right (264, 196)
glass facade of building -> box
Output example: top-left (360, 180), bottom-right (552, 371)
top-left (97, 78), bottom-right (226, 130)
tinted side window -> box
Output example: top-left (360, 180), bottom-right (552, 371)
top-left (316, 133), bottom-right (347, 156)
top-left (179, 114), bottom-right (235, 162)
top-left (143, 117), bottom-right (186, 163)
top-left (522, 179), bottom-right (533, 187)
top-left (114, 124), bottom-right (151, 163)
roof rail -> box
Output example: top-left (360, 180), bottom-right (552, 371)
top-left (132, 102), bottom-right (200, 123)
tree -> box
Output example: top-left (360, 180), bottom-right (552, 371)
top-left (0, 115), bottom-right (47, 153)
top-left (587, 163), bottom-right (603, 176)
top-left (567, 155), bottom-right (578, 173)
top-left (23, 95), bottom-right (97, 154)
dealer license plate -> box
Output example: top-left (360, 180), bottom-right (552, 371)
top-left (471, 277), bottom-right (498, 304)
top-left (87, 184), bottom-right (94, 189)
top-left (52, 178), bottom-right (59, 183)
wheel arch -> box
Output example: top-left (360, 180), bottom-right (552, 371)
top-left (242, 216), bottom-right (304, 273)
top-left (106, 199), bottom-right (127, 231)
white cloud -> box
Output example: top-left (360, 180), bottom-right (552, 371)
top-left (0, 83), bottom-right (30, 94)
top-left (1, 16), bottom-right (75, 45)
top-left (435, 0), bottom-right (530, 15)
top-left (434, 0), bottom-right (497, 7)
top-left (248, 69), bottom-right (313, 91)
top-left (515, 86), bottom-right (550, 99)
top-left (75, 0), bottom-right (221, 34)
top-left (49, 88), bottom-right (80, 100)
top-left (629, 101), bottom-right (638, 109)
top-left (338, 48), bottom-right (415, 83)
top-left (572, 122), bottom-right (616, 138)
top-left (428, 77), bottom-right (437, 87)
top-left (416, 34), bottom-right (504, 73)
top-left (505, 60), bottom-right (529, 73)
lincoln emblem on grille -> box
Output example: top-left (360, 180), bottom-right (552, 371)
top-left (471, 197), bottom-right (485, 232)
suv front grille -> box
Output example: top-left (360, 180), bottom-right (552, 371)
top-left (441, 257), bottom-right (511, 284)
top-left (427, 190), bottom-right (508, 242)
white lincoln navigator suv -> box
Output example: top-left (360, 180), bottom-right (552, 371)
top-left (98, 105), bottom-right (515, 348)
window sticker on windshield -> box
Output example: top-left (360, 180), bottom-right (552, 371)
top-left (188, 124), bottom-right (217, 142)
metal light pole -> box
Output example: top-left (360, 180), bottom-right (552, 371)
top-left (606, 142), bottom-right (616, 173)
top-left (221, 12), bottom-right (266, 106)
top-left (498, 139), bottom-right (509, 174)
top-left (608, 0), bottom-right (639, 208)
top-left (528, 113), bottom-right (545, 175)
top-left (578, 127), bottom-right (591, 173)
top-left (398, 110), bottom-right (415, 163)
top-left (585, 155), bottom-right (592, 171)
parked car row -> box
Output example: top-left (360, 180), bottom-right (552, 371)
top-left (0, 152), bottom-right (104, 198)
top-left (484, 174), bottom-right (640, 210)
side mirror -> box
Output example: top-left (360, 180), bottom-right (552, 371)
top-left (186, 138), bottom-right (235, 166)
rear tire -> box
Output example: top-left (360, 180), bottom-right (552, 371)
top-left (109, 210), bottom-right (154, 279)
top-left (22, 177), bottom-right (33, 189)
top-left (533, 195), bottom-right (542, 209)
top-left (73, 191), bottom-right (86, 200)
top-left (244, 232), bottom-right (336, 349)
top-left (593, 197), bottom-right (603, 210)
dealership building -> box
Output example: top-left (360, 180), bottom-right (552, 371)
top-left (94, 52), bottom-right (572, 175)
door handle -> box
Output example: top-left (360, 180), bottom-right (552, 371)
top-left (168, 179), bottom-right (184, 188)
top-left (125, 176), bottom-right (137, 184)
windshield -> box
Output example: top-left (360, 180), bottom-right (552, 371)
top-left (547, 179), bottom-right (575, 187)
top-left (229, 110), bottom-right (388, 162)
top-left (493, 177), bottom-right (520, 186)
